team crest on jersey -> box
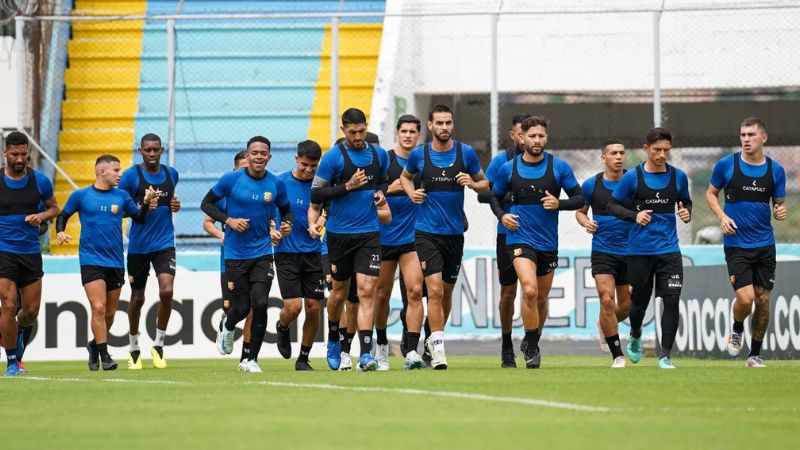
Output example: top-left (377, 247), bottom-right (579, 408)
top-left (264, 191), bottom-right (273, 202)
top-left (331, 264), bottom-right (337, 274)
top-left (223, 299), bottom-right (231, 309)
top-left (111, 204), bottom-right (120, 214)
top-left (227, 281), bottom-right (234, 291)
top-left (326, 274), bottom-right (332, 284)
top-left (513, 248), bottom-right (522, 257)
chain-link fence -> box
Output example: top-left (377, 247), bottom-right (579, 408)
top-left (10, 0), bottom-right (800, 253)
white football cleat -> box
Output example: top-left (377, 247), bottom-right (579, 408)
top-left (611, 356), bottom-right (626, 368)
top-left (726, 332), bottom-right (743, 357)
top-left (238, 360), bottom-right (248, 372)
top-left (746, 356), bottom-right (766, 368)
top-left (244, 359), bottom-right (262, 373)
top-left (403, 350), bottom-right (425, 370)
top-left (338, 351), bottom-right (353, 371)
top-left (376, 344), bottom-right (390, 371)
top-left (426, 338), bottom-right (448, 370)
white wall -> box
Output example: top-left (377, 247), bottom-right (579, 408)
top-left (0, 36), bottom-right (18, 129)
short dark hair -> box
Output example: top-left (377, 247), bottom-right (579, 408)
top-left (233, 151), bottom-right (247, 166)
top-left (341, 108), bottom-right (367, 126)
top-left (396, 114), bottom-right (421, 131)
top-left (428, 104), bottom-right (453, 121)
top-left (520, 116), bottom-right (548, 132)
top-left (511, 114), bottom-right (532, 127)
top-left (5, 131), bottom-right (28, 148)
top-left (740, 117), bottom-right (767, 133)
top-left (247, 135), bottom-right (271, 151)
top-left (140, 133), bottom-right (162, 147)
top-left (296, 140), bottom-right (322, 161)
top-left (645, 127), bottom-right (672, 145)
top-left (95, 154), bottom-right (120, 166)
top-left (601, 138), bottom-right (625, 153)
top-left (366, 132), bottom-right (380, 146)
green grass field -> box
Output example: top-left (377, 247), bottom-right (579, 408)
top-left (4, 356), bottom-right (799, 449)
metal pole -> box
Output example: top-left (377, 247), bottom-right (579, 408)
top-left (19, 130), bottom-right (79, 190)
top-left (15, 17), bottom-right (25, 131)
top-left (652, 10), bottom-right (662, 128)
top-left (330, 15), bottom-right (340, 147)
top-left (490, 13), bottom-right (499, 156)
top-left (167, 18), bottom-right (177, 166)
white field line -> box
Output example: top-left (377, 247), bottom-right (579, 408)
top-left (18, 376), bottom-right (184, 385)
top-left (257, 380), bottom-right (615, 413)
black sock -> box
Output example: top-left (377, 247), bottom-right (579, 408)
top-left (341, 331), bottom-right (353, 354)
top-left (733, 320), bottom-right (744, 334)
top-left (423, 317), bottom-right (431, 337)
top-left (96, 342), bottom-right (110, 358)
top-left (406, 332), bottom-right (420, 353)
top-left (240, 341), bottom-right (250, 362)
top-left (605, 334), bottom-right (623, 358)
top-left (358, 330), bottom-right (373, 356)
top-left (523, 329), bottom-right (539, 353)
top-left (328, 320), bottom-right (340, 342)
top-left (299, 344), bottom-right (311, 362)
top-left (631, 327), bottom-right (642, 339)
top-left (6, 352), bottom-right (17, 366)
top-left (376, 328), bottom-right (388, 345)
top-left (21, 325), bottom-right (33, 347)
top-left (501, 332), bottom-right (512, 351)
top-left (749, 338), bottom-right (763, 357)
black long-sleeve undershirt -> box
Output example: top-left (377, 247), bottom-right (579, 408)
top-left (557, 185), bottom-right (584, 211)
top-left (310, 183), bottom-right (349, 204)
top-left (200, 189), bottom-right (229, 224)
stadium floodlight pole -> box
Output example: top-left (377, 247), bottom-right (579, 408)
top-left (15, 16), bottom-right (25, 131)
top-left (330, 14), bottom-right (340, 148)
top-left (652, 8), bottom-right (663, 127)
top-left (490, 11), bottom-right (499, 156)
top-left (166, 18), bottom-right (177, 167)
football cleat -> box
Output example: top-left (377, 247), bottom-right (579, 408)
top-left (338, 351), bottom-right (353, 371)
top-left (326, 340), bottom-right (342, 370)
top-left (611, 356), bottom-right (626, 368)
top-left (746, 356), bottom-right (766, 368)
top-left (658, 356), bottom-right (676, 369)
top-left (726, 332), bottom-right (743, 357)
top-left (127, 350), bottom-right (143, 370)
top-left (151, 346), bottom-right (167, 369)
top-left (276, 321), bottom-right (292, 359)
top-left (101, 356), bottom-right (118, 371)
top-left (357, 353), bottom-right (378, 372)
top-left (376, 344), bottom-right (390, 371)
top-left (426, 338), bottom-right (448, 370)
top-left (403, 350), bottom-right (425, 370)
top-left (627, 336), bottom-right (642, 364)
top-left (216, 326), bottom-right (234, 355)
top-left (244, 359), bottom-right (262, 373)
top-left (501, 349), bottom-right (517, 368)
top-left (295, 360), bottom-right (314, 371)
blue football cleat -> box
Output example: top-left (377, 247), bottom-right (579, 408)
top-left (357, 353), bottom-right (378, 372)
top-left (326, 340), bottom-right (342, 370)
top-left (5, 363), bottom-right (20, 377)
top-left (627, 337), bottom-right (642, 364)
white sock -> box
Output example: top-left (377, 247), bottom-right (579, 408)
top-left (129, 333), bottom-right (140, 352)
top-left (431, 331), bottom-right (445, 352)
top-left (154, 329), bottom-right (166, 347)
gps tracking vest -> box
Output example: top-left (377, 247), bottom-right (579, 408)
top-left (724, 152), bottom-right (774, 204)
top-left (590, 171), bottom-right (631, 215)
top-left (0, 168), bottom-right (40, 216)
top-left (633, 164), bottom-right (677, 213)
top-left (386, 150), bottom-right (420, 196)
top-left (337, 143), bottom-right (380, 191)
top-left (510, 153), bottom-right (561, 205)
top-left (134, 164), bottom-right (174, 207)
top-left (421, 140), bottom-right (464, 192)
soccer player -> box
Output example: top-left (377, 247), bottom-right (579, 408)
top-left (706, 117), bottom-right (786, 368)
top-left (274, 140), bottom-right (325, 371)
top-left (200, 136), bottom-right (292, 373)
top-left (0, 131), bottom-right (59, 377)
top-left (202, 151), bottom-right (254, 370)
top-left (56, 154), bottom-right (159, 371)
top-left (490, 116), bottom-right (583, 369)
top-left (375, 114), bottom-right (426, 370)
top-left (400, 104), bottom-right (490, 370)
top-left (118, 133), bottom-right (180, 370)
top-left (480, 113), bottom-right (530, 368)
top-left (608, 127), bottom-right (692, 369)
top-left (575, 139), bottom-right (632, 368)
top-left (309, 108), bottom-right (389, 372)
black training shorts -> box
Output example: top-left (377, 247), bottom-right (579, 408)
top-left (326, 232), bottom-right (381, 281)
top-left (724, 245), bottom-right (776, 291)
top-left (591, 251), bottom-right (629, 285)
top-left (506, 244), bottom-right (558, 277)
top-left (81, 265), bottom-right (125, 291)
top-left (127, 247), bottom-right (176, 289)
top-left (0, 251), bottom-right (43, 288)
top-left (275, 252), bottom-right (325, 300)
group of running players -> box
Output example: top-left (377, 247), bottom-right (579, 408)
top-left (0, 106), bottom-right (785, 376)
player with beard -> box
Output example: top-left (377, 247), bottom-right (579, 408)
top-left (608, 127), bottom-right (692, 369)
top-left (310, 108), bottom-right (389, 372)
top-left (400, 104), bottom-right (490, 370)
top-left (118, 133), bottom-right (181, 370)
top-left (201, 136), bottom-right (292, 372)
top-left (0, 132), bottom-right (59, 377)
top-left (706, 117), bottom-right (786, 368)
top-left (575, 139), bottom-right (632, 368)
top-left (56, 155), bottom-right (159, 371)
top-left (490, 116), bottom-right (583, 369)
top-left (480, 114), bottom-right (530, 368)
